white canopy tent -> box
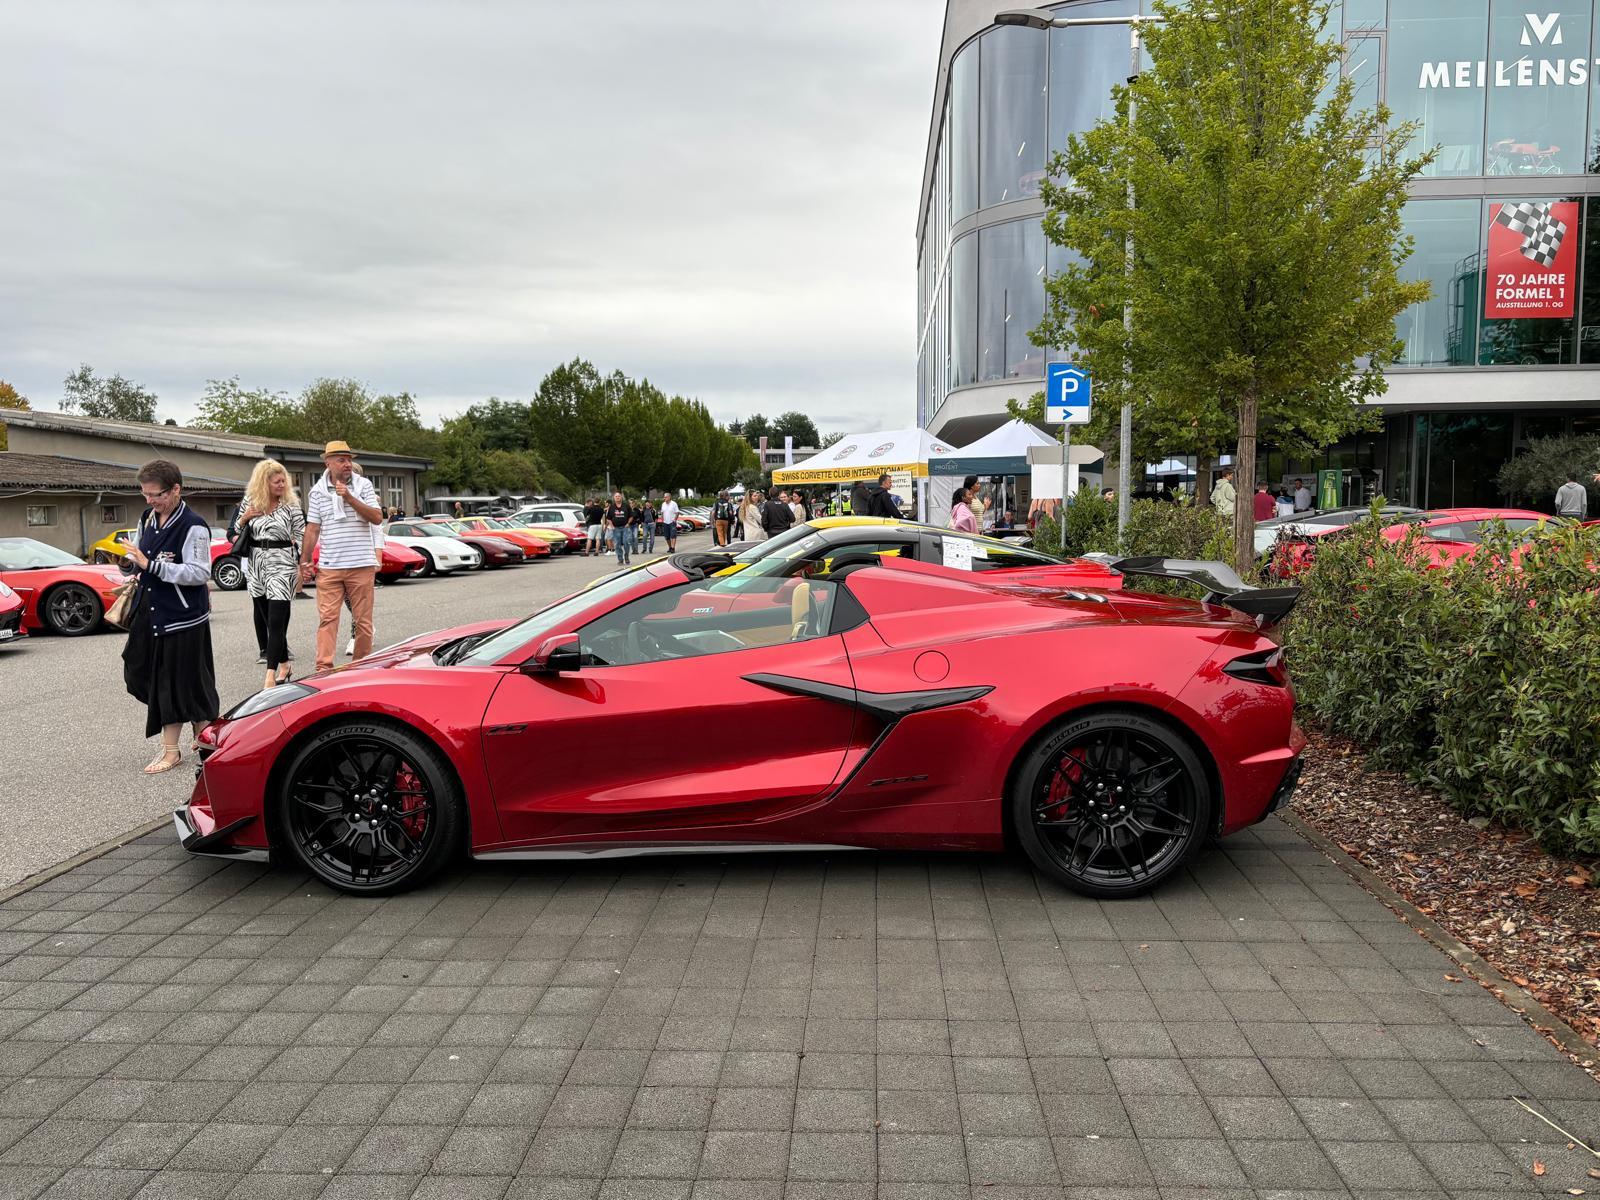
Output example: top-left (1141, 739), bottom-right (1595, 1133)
top-left (772, 428), bottom-right (957, 521)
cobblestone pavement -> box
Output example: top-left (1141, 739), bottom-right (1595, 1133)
top-left (0, 818), bottom-right (1594, 1200)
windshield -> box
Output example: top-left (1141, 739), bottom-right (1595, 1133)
top-left (731, 521), bottom-right (818, 563)
top-left (457, 565), bottom-right (660, 665)
top-left (0, 539), bottom-right (86, 570)
top-left (411, 523), bottom-right (456, 538)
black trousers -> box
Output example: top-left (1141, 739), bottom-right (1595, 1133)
top-left (253, 596), bottom-right (292, 669)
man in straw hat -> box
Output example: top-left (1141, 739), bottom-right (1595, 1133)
top-left (301, 440), bottom-right (384, 672)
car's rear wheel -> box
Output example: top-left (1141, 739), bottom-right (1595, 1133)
top-left (42, 583), bottom-right (102, 636)
top-left (212, 555), bottom-right (245, 591)
top-left (275, 722), bottom-right (461, 895)
top-left (1011, 711), bottom-right (1211, 899)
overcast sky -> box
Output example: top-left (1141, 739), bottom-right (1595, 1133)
top-left (1, 0), bottom-right (942, 435)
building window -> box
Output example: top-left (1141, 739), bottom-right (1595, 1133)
top-left (979, 218), bottom-right (1047, 381)
top-left (1387, 0), bottom-right (1489, 177)
top-left (1396, 197), bottom-right (1482, 365)
top-left (980, 24), bottom-right (1047, 208)
top-left (1344, 0), bottom-right (1387, 32)
top-left (101, 504), bottom-right (125, 524)
top-left (949, 232), bottom-right (979, 389)
top-left (388, 475), bottom-right (404, 511)
top-left (950, 41), bottom-right (979, 221)
top-left (1049, 0), bottom-right (1137, 159)
top-left (26, 505), bottom-right (56, 527)
top-left (217, 503), bottom-right (236, 521)
top-left (1484, 0), bottom-right (1590, 177)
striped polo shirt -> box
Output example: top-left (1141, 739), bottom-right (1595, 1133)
top-left (307, 471), bottom-right (381, 569)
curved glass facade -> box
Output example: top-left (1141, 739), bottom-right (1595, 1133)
top-left (916, 0), bottom-right (1600, 474)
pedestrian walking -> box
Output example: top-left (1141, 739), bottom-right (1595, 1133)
top-left (120, 460), bottom-right (220, 775)
top-left (761, 488), bottom-right (794, 537)
top-left (302, 440), bottom-right (383, 674)
top-left (639, 496), bottom-right (658, 555)
top-left (605, 491), bottom-right (634, 565)
top-left (1557, 472), bottom-right (1588, 519)
top-left (584, 496), bottom-right (604, 556)
top-left (849, 478), bottom-right (871, 517)
top-left (712, 491), bottom-right (736, 547)
top-left (949, 487), bottom-right (978, 533)
top-left (236, 459), bottom-right (306, 692)
top-left (740, 490), bottom-right (767, 543)
top-left (660, 492), bottom-right (680, 552)
top-left (453, 501), bottom-right (464, 518)
top-left (1210, 466), bottom-right (1236, 513)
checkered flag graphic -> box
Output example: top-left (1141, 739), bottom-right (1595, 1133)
top-left (1494, 201), bottom-right (1568, 268)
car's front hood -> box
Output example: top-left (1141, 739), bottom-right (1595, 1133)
top-left (312, 618), bottom-right (518, 679)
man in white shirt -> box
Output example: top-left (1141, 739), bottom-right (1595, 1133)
top-left (659, 492), bottom-right (680, 552)
top-left (1292, 478), bottom-right (1313, 512)
top-left (301, 440), bottom-right (383, 672)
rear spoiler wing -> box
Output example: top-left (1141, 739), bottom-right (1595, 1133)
top-left (1109, 556), bottom-right (1300, 624)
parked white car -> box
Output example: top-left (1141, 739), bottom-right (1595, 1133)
top-left (383, 520), bottom-right (482, 575)
top-left (1252, 505), bottom-right (1421, 556)
top-left (512, 502), bottom-right (586, 527)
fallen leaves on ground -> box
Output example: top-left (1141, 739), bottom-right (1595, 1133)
top-left (1291, 728), bottom-right (1599, 1076)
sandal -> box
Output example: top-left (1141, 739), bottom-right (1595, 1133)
top-left (143, 744), bottom-right (183, 775)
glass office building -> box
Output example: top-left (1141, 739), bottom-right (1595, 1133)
top-left (916, 0), bottom-right (1600, 507)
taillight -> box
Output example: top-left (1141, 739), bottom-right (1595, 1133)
top-left (1224, 646), bottom-right (1287, 686)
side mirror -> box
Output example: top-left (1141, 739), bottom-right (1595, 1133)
top-left (524, 633), bottom-right (581, 673)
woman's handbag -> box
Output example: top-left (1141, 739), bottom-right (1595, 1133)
top-left (230, 515), bottom-right (255, 560)
top-left (104, 580), bottom-right (139, 629)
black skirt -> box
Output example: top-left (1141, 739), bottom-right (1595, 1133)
top-left (122, 605), bottom-right (221, 738)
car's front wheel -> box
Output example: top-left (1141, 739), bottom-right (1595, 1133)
top-left (42, 583), bottom-right (103, 636)
top-left (275, 722), bottom-right (462, 895)
top-left (415, 549), bottom-right (437, 577)
top-left (1011, 710), bottom-right (1212, 899)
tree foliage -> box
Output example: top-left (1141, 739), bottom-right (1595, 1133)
top-left (61, 364), bottom-right (159, 423)
top-left (1034, 0), bottom-right (1431, 571)
top-left (1496, 434), bottom-right (1600, 511)
top-left (770, 411), bottom-right (821, 449)
top-left (0, 380), bottom-right (29, 450)
top-left (193, 377), bottom-right (301, 440)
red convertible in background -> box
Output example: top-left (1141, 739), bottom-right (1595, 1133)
top-left (177, 549), bottom-right (1303, 900)
top-left (1268, 507), bottom-right (1563, 576)
top-left (0, 537), bottom-right (126, 636)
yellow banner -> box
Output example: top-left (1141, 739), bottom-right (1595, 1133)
top-left (772, 462), bottom-right (930, 484)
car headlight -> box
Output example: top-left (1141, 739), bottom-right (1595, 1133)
top-left (224, 681), bottom-right (315, 720)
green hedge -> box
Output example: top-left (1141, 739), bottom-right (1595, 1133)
top-left (1036, 495), bottom-right (1233, 566)
top-left (1281, 516), bottom-right (1600, 855)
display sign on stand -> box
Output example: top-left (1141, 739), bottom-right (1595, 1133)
top-left (1044, 365), bottom-right (1092, 553)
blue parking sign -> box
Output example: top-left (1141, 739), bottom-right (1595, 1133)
top-left (1045, 364), bottom-right (1091, 425)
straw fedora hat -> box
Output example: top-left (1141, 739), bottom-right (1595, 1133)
top-left (321, 440), bottom-right (356, 459)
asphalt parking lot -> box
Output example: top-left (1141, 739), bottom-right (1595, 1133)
top-left (0, 533), bottom-right (704, 890)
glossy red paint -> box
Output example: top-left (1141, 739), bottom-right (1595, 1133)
top-left (182, 554), bottom-right (1301, 893)
top-left (447, 531), bottom-right (529, 565)
top-left (0, 582), bottom-right (27, 643)
top-left (455, 518), bottom-right (553, 558)
top-left (1272, 508), bottom-right (1563, 576)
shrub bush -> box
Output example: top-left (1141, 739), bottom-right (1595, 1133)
top-left (1495, 433), bottom-right (1600, 511)
top-left (1282, 516), bottom-right (1600, 855)
top-left (1032, 496), bottom-right (1232, 566)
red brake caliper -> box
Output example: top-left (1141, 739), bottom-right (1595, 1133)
top-left (1041, 748), bottom-right (1085, 820)
top-left (394, 763), bottom-right (427, 839)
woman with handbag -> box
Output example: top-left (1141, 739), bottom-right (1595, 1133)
top-left (236, 459), bottom-right (306, 691)
top-left (120, 460), bottom-right (220, 775)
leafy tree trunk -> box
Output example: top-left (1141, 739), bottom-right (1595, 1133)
top-left (1232, 387), bottom-right (1260, 576)
top-left (1195, 454), bottom-right (1215, 509)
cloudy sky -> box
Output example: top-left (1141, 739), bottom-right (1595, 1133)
top-left (1, 0), bottom-right (943, 434)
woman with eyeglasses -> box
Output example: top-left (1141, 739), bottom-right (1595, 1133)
top-left (120, 460), bottom-right (220, 774)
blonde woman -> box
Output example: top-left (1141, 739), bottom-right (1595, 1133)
top-left (236, 459), bottom-right (306, 690)
top-left (739, 490), bottom-right (767, 543)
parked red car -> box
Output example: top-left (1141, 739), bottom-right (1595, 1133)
top-left (0, 538), bottom-right (127, 636)
top-left (177, 550), bottom-right (1303, 900)
top-left (0, 579), bottom-right (28, 645)
top-left (1269, 508), bottom-right (1564, 576)
top-left (211, 539), bottom-right (427, 591)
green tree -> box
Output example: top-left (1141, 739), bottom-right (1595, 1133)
top-left (1034, 0), bottom-right (1431, 572)
top-left (0, 380), bottom-right (29, 450)
top-left (820, 431), bottom-right (845, 448)
top-left (192, 377), bottom-right (301, 440)
top-left (1496, 434), bottom-right (1600, 510)
top-left (769, 411), bottom-right (820, 450)
top-left (297, 378), bottom-right (378, 446)
top-left (61, 364), bottom-right (158, 423)
top-left (739, 413), bottom-right (772, 447)
top-left (432, 415), bottom-right (488, 491)
top-left (464, 397), bottom-right (534, 452)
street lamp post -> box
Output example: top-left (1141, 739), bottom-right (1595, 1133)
top-left (995, 7), bottom-right (1158, 537)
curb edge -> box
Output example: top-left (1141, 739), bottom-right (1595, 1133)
top-left (0, 816), bottom-right (169, 906)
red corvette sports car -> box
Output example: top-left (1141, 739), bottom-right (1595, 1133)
top-left (0, 537), bottom-right (127, 636)
top-left (0, 579), bottom-right (27, 645)
top-left (211, 538), bottom-right (427, 590)
top-left (178, 539), bottom-right (1304, 899)
top-left (1269, 507), bottom-right (1563, 576)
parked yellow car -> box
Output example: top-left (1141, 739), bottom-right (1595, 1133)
top-left (88, 528), bottom-right (138, 564)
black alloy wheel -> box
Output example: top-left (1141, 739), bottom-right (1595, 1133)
top-left (43, 583), bottom-right (102, 636)
top-left (276, 723), bottom-right (461, 894)
top-left (212, 555), bottom-right (245, 591)
top-left (1012, 711), bottom-right (1211, 898)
